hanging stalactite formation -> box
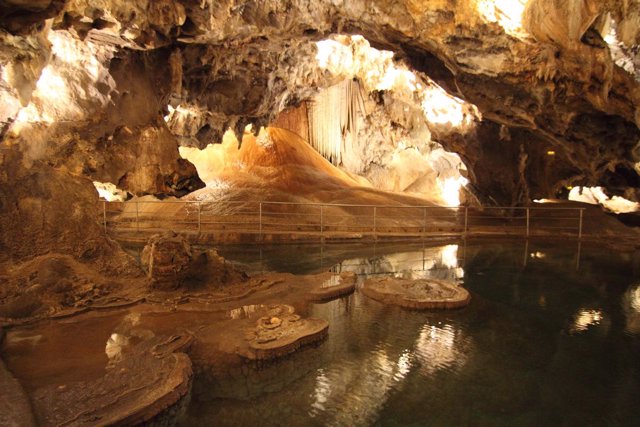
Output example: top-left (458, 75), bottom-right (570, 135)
top-left (308, 79), bottom-right (365, 165)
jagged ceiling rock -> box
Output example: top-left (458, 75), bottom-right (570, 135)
top-left (1, 0), bottom-right (640, 212)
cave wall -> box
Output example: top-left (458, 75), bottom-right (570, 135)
top-left (1, 0), bottom-right (640, 265)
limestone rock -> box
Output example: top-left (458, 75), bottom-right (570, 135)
top-left (240, 304), bottom-right (328, 361)
top-left (141, 231), bottom-right (192, 289)
top-left (306, 271), bottom-right (357, 302)
top-left (32, 333), bottom-right (193, 426)
top-left (362, 277), bottom-right (471, 309)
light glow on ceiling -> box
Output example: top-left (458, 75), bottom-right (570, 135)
top-left (438, 176), bottom-right (469, 207)
top-left (476, 0), bottom-right (527, 37)
top-left (315, 35), bottom-right (479, 131)
top-left (12, 30), bottom-right (115, 131)
top-left (93, 180), bottom-right (127, 202)
top-left (421, 85), bottom-right (475, 128)
top-left (569, 186), bottom-right (639, 214)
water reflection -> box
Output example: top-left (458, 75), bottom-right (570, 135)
top-left (629, 285), bottom-right (640, 312)
top-left (330, 244), bottom-right (464, 281)
top-left (308, 346), bottom-right (414, 425)
top-left (624, 284), bottom-right (640, 334)
top-left (105, 333), bottom-right (129, 364)
top-left (414, 324), bottom-right (470, 375)
top-left (569, 309), bottom-right (604, 334)
top-left (320, 275), bottom-right (341, 288)
top-left (228, 304), bottom-right (261, 320)
top-left (103, 312), bottom-right (152, 367)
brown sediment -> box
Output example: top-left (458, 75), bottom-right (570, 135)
top-left (362, 277), bottom-right (471, 309)
top-left (30, 334), bottom-right (193, 426)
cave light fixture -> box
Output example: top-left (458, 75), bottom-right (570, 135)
top-left (476, 0), bottom-right (528, 37)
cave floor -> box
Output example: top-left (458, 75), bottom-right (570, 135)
top-left (2, 239), bottom-right (640, 425)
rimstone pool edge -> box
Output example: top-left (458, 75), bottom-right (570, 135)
top-left (362, 277), bottom-right (471, 309)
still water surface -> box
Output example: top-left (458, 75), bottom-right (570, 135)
top-left (187, 240), bottom-right (640, 426)
top-left (4, 240), bottom-right (640, 426)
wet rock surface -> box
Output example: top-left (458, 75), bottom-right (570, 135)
top-left (306, 271), bottom-right (357, 302)
top-left (31, 332), bottom-right (193, 426)
top-left (0, 355), bottom-right (36, 427)
top-left (362, 277), bottom-right (471, 309)
top-left (242, 304), bottom-right (328, 361)
top-left (141, 231), bottom-right (193, 289)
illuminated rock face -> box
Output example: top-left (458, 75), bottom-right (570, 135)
top-left (1, 0), bottom-right (640, 262)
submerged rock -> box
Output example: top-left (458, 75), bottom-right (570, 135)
top-left (31, 333), bottom-right (193, 426)
top-left (362, 277), bottom-right (470, 309)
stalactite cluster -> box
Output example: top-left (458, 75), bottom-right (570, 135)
top-left (308, 79), bottom-right (365, 165)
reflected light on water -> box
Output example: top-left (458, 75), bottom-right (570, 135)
top-left (308, 347), bottom-right (415, 424)
top-left (228, 304), bottom-right (261, 320)
top-left (624, 285), bottom-right (640, 334)
top-left (320, 275), bottom-right (341, 288)
top-left (570, 309), bottom-right (603, 333)
top-left (331, 244), bottom-right (465, 281)
top-left (441, 244), bottom-right (459, 269)
top-left (414, 324), bottom-right (468, 375)
top-left (629, 286), bottom-right (640, 312)
top-left (105, 333), bottom-right (129, 362)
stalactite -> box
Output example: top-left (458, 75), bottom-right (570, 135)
top-left (308, 79), bottom-right (363, 165)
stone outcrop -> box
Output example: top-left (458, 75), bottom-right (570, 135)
top-left (306, 271), bottom-right (357, 302)
top-left (1, 0), bottom-right (640, 275)
top-left (31, 333), bottom-right (193, 426)
top-left (362, 277), bottom-right (471, 309)
top-left (141, 231), bottom-right (193, 289)
top-left (241, 304), bottom-right (329, 361)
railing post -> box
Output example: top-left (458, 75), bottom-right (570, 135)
top-left (423, 207), bottom-right (427, 236)
top-left (578, 208), bottom-right (584, 239)
top-left (373, 206), bottom-right (377, 241)
top-left (136, 200), bottom-right (140, 233)
top-left (464, 206), bottom-right (469, 235)
top-left (320, 204), bottom-right (324, 242)
top-left (259, 202), bottom-right (263, 242)
top-left (102, 200), bottom-right (107, 233)
top-left (526, 207), bottom-right (530, 237)
top-left (197, 201), bottom-right (201, 234)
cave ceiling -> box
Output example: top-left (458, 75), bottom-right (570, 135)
top-left (1, 0), bottom-right (640, 206)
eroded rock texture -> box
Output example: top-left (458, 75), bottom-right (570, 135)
top-left (1, 0), bottom-right (640, 263)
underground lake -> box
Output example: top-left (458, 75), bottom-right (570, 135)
top-left (2, 239), bottom-right (639, 426)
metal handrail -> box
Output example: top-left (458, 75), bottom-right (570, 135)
top-left (100, 199), bottom-right (586, 241)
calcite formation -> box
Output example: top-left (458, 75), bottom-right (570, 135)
top-left (242, 304), bottom-right (329, 361)
top-left (306, 271), bottom-right (357, 302)
top-left (141, 231), bottom-right (193, 289)
top-left (31, 333), bottom-right (193, 426)
top-left (0, 1), bottom-right (640, 305)
top-left (362, 277), bottom-right (471, 309)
